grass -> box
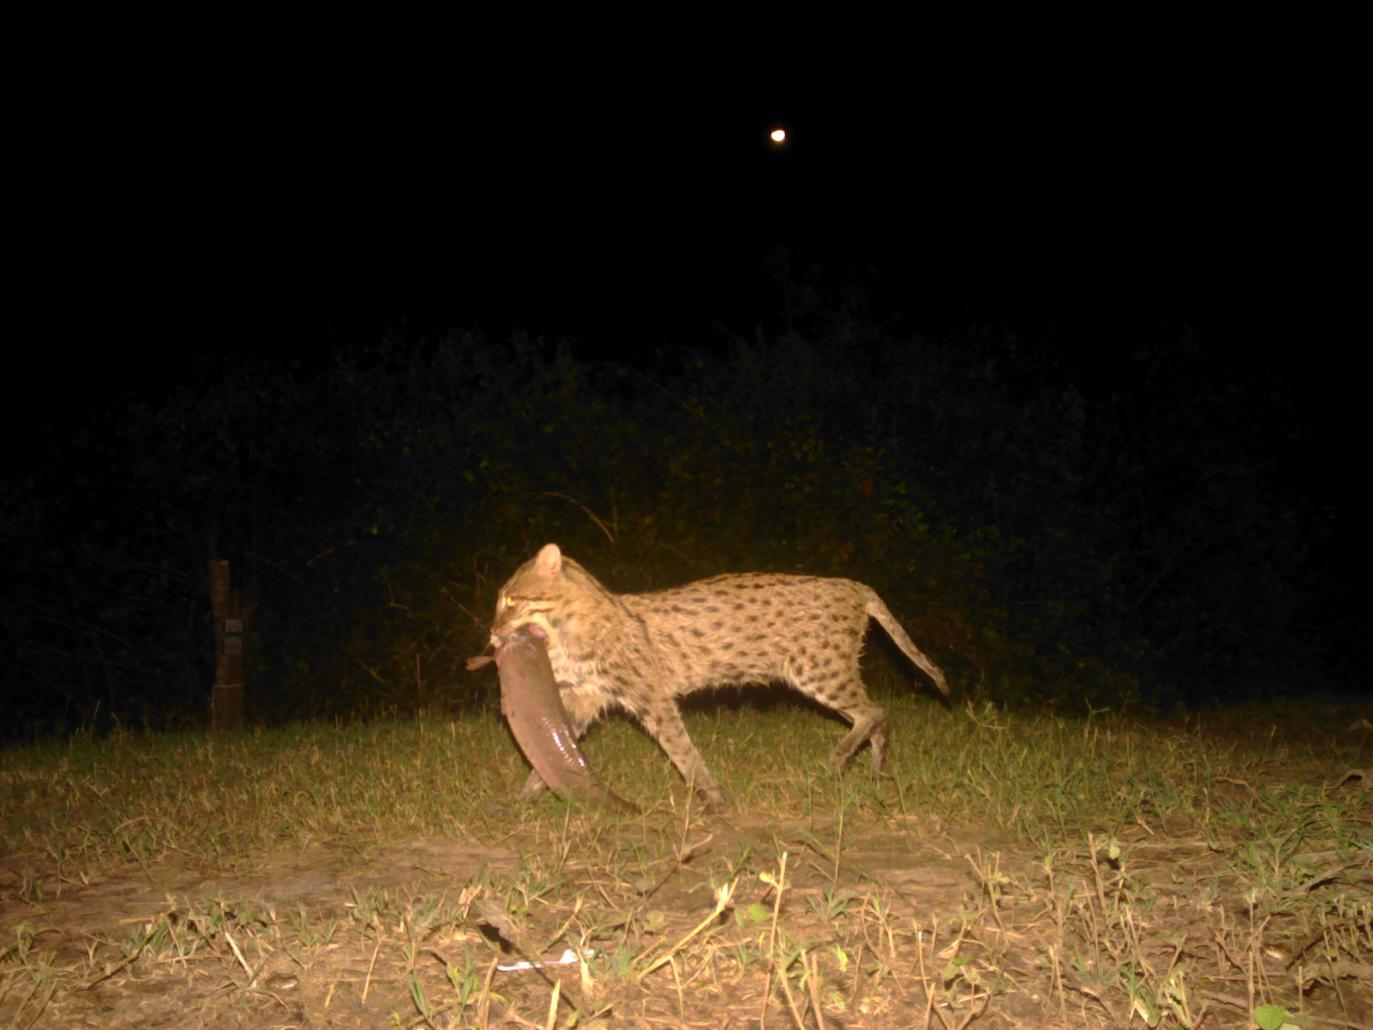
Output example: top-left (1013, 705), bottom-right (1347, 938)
top-left (1, 689), bottom-right (1371, 1027)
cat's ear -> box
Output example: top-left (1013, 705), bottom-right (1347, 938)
top-left (535, 543), bottom-right (563, 578)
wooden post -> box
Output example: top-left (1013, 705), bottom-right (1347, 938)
top-left (210, 558), bottom-right (245, 731)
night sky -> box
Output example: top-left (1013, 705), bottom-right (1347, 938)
top-left (38, 55), bottom-right (1350, 413)
top-left (47, 69), bottom-right (1349, 506)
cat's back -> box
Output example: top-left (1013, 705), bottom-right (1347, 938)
top-left (624, 572), bottom-right (871, 691)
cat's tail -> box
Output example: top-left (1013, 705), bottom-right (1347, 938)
top-left (864, 589), bottom-right (950, 697)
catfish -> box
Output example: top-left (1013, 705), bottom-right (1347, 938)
top-left (468, 625), bottom-right (635, 811)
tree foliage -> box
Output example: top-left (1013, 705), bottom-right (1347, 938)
top-left (0, 308), bottom-right (1330, 737)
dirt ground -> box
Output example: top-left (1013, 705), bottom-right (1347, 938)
top-left (0, 818), bottom-right (1024, 1027)
top-left (5, 803), bottom-right (1370, 1028)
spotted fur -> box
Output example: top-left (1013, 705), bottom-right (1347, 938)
top-left (489, 543), bottom-right (949, 808)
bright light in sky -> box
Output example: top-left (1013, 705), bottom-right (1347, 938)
top-left (769, 128), bottom-right (786, 145)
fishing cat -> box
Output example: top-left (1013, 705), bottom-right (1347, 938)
top-left (487, 543), bottom-right (949, 808)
